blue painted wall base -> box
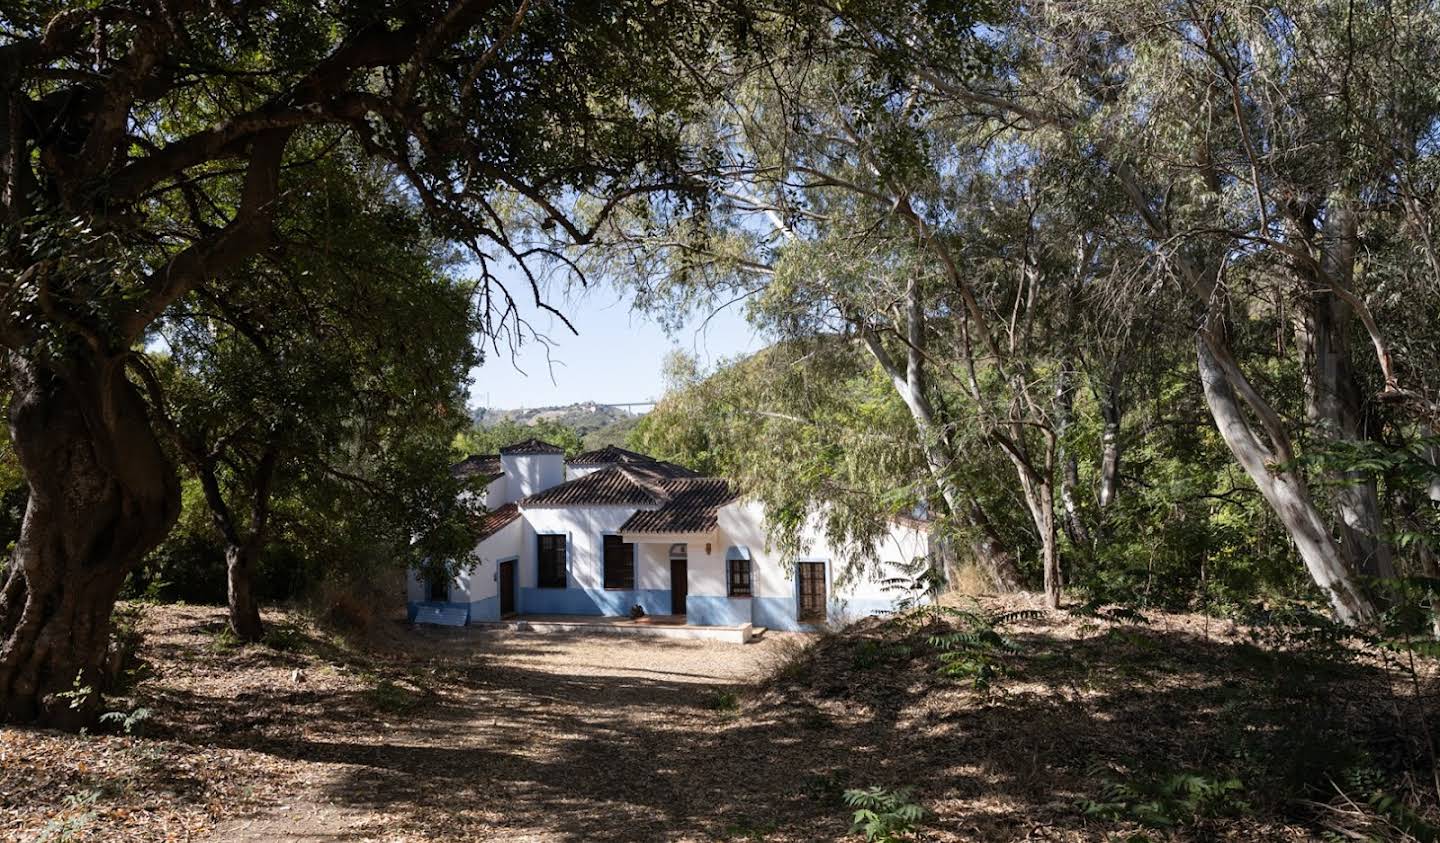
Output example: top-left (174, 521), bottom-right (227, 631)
top-left (687, 595), bottom-right (753, 626)
top-left (407, 601), bottom-right (470, 625)
top-left (469, 596), bottom-right (500, 623)
top-left (519, 587), bottom-right (672, 617)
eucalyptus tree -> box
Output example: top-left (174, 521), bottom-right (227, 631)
top-left (590, 9), bottom-right (1160, 605)
top-left (151, 154), bottom-right (482, 642)
top-left (815, 0), bottom-right (1440, 623)
top-left (0, 0), bottom-right (751, 727)
top-left (631, 344), bottom-right (1014, 584)
top-left (588, 19), bottom-right (1040, 594)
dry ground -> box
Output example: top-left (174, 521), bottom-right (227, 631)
top-left (1, 598), bottom-right (1436, 842)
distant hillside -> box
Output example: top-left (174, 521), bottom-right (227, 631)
top-left (474, 402), bottom-right (644, 444)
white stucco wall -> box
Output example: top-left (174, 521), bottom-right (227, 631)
top-left (565, 464), bottom-right (605, 481)
top-left (413, 478), bottom-right (931, 628)
top-left (635, 541), bottom-right (676, 590)
top-left (501, 453), bottom-right (564, 501)
top-left (481, 475), bottom-right (507, 508)
top-left (716, 500), bottom-right (932, 613)
top-left (459, 518), bottom-right (524, 602)
top-left (406, 517), bottom-right (524, 604)
top-left (520, 505), bottom-right (639, 590)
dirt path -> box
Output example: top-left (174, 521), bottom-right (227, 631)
top-left (207, 623), bottom-right (800, 842)
top-left (15, 600), bottom-right (1410, 841)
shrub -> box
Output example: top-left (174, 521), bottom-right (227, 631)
top-left (844, 786), bottom-right (927, 842)
top-left (925, 605), bottom-right (1041, 690)
top-left (1077, 765), bottom-right (1249, 829)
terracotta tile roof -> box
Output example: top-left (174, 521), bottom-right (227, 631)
top-left (452, 454), bottom-right (501, 479)
top-left (519, 467), bottom-right (668, 508)
top-left (499, 438), bottom-right (565, 455)
top-left (476, 502), bottom-right (520, 541)
top-left (569, 445), bottom-right (651, 465)
top-left (620, 478), bottom-right (736, 534)
top-left (566, 445), bottom-right (700, 478)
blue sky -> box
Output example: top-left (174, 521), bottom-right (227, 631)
top-left (466, 281), bottom-right (764, 411)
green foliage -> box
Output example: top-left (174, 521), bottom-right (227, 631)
top-left (843, 786), bottom-right (927, 842)
top-left (106, 603), bottom-right (148, 693)
top-left (632, 344), bottom-right (948, 573)
top-left (31, 789), bottom-right (100, 843)
top-left (802, 769), bottom-right (853, 806)
top-left (850, 639), bottom-right (913, 670)
top-left (455, 418), bottom-right (584, 457)
top-left (706, 689), bottom-right (741, 714)
top-left (209, 626), bottom-right (242, 654)
top-left (924, 605), bottom-right (1041, 690)
top-left (1077, 765), bottom-right (1250, 829)
top-left (98, 706), bottom-right (152, 737)
top-left (366, 676), bottom-right (428, 715)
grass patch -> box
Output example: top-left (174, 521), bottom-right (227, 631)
top-left (706, 688), bottom-right (741, 715)
top-left (365, 675), bottom-right (427, 714)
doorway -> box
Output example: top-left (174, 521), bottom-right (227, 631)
top-left (670, 558), bottom-right (688, 616)
top-left (498, 559), bottom-right (516, 617)
top-left (798, 561), bottom-right (827, 623)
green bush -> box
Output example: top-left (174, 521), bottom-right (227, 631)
top-left (843, 786), bottom-right (926, 842)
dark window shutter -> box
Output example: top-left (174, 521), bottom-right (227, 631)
top-left (603, 534), bottom-right (635, 590)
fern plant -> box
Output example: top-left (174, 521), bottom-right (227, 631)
top-left (926, 606), bottom-right (1041, 690)
top-left (1077, 764), bottom-right (1248, 828)
top-left (844, 786), bottom-right (926, 842)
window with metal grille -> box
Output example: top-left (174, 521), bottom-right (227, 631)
top-left (603, 534), bottom-right (635, 590)
top-left (727, 558), bottom-right (752, 597)
top-left (537, 534), bottom-right (566, 588)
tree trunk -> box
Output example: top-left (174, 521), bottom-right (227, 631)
top-left (860, 279), bottom-right (1024, 594)
top-left (193, 442), bottom-right (277, 644)
top-left (226, 540), bottom-right (264, 643)
top-left (1196, 335), bottom-right (1376, 624)
top-left (1054, 362), bottom-right (1091, 548)
top-left (1039, 488), bottom-right (1060, 609)
top-left (961, 500), bottom-right (1024, 593)
top-left (1417, 438), bottom-right (1440, 638)
top-left (0, 353), bottom-right (180, 728)
top-left (1294, 208), bottom-right (1394, 579)
top-left (1010, 432), bottom-right (1061, 610)
top-left (1096, 370), bottom-right (1124, 511)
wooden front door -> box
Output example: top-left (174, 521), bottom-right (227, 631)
top-left (498, 560), bottom-right (516, 617)
top-left (670, 559), bottom-right (688, 615)
top-left (798, 561), bottom-right (827, 623)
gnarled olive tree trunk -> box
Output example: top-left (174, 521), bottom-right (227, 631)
top-left (0, 352), bottom-right (179, 728)
top-left (225, 540), bottom-right (264, 643)
top-left (195, 444), bottom-right (278, 644)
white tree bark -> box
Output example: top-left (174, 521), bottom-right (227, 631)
top-left (1197, 334), bottom-right (1376, 624)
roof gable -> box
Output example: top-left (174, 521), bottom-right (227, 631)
top-left (476, 502), bottom-right (521, 541)
top-left (499, 438), bottom-right (565, 455)
top-left (519, 467), bottom-right (668, 508)
top-left (620, 478), bottom-right (736, 534)
top-left (451, 454), bottom-right (502, 480)
top-left (565, 445), bottom-right (700, 478)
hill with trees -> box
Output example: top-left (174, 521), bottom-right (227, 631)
top-left (472, 402), bottom-right (644, 450)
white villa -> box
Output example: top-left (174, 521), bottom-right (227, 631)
top-left (406, 439), bottom-right (932, 635)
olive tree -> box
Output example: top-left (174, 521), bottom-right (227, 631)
top-left (0, 0), bottom-right (748, 727)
